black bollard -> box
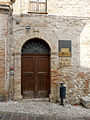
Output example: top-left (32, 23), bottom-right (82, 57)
top-left (60, 82), bottom-right (66, 106)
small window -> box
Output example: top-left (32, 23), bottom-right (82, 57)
top-left (29, 0), bottom-right (47, 13)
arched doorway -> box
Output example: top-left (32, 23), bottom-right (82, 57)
top-left (21, 38), bottom-right (51, 98)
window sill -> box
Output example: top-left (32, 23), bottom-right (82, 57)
top-left (28, 11), bottom-right (48, 14)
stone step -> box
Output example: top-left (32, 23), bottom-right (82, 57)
top-left (22, 98), bottom-right (49, 102)
top-left (80, 96), bottom-right (90, 109)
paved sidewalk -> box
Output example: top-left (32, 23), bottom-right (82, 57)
top-left (0, 101), bottom-right (89, 120)
top-left (0, 112), bottom-right (90, 120)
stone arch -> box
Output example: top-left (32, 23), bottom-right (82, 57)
top-left (13, 32), bottom-right (58, 100)
top-left (14, 35), bottom-right (52, 54)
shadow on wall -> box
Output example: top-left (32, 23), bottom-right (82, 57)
top-left (80, 24), bottom-right (90, 69)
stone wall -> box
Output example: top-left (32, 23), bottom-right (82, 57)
top-left (12, 14), bottom-right (90, 103)
top-left (47, 0), bottom-right (90, 17)
top-left (0, 0), bottom-right (90, 103)
top-left (13, 0), bottom-right (90, 17)
top-left (0, 4), bottom-right (12, 101)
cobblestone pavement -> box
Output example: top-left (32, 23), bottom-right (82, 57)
top-left (0, 101), bottom-right (89, 120)
top-left (0, 112), bottom-right (90, 120)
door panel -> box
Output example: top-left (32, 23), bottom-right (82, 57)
top-left (21, 54), bottom-right (50, 98)
top-left (36, 56), bottom-right (50, 97)
top-left (21, 55), bottom-right (36, 98)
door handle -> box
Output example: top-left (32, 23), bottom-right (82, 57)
top-left (38, 72), bottom-right (47, 74)
top-left (24, 72), bottom-right (33, 74)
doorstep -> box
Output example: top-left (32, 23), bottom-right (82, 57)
top-left (22, 98), bottom-right (49, 102)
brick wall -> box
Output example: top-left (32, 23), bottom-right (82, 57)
top-left (0, 4), bottom-right (12, 101)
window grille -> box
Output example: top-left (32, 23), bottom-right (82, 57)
top-left (29, 0), bottom-right (47, 12)
top-left (22, 38), bottom-right (50, 54)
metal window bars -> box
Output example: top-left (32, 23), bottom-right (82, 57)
top-left (29, 0), bottom-right (47, 12)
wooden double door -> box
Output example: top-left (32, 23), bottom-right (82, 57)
top-left (21, 54), bottom-right (50, 98)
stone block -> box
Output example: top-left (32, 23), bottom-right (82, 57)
top-left (80, 96), bottom-right (90, 109)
